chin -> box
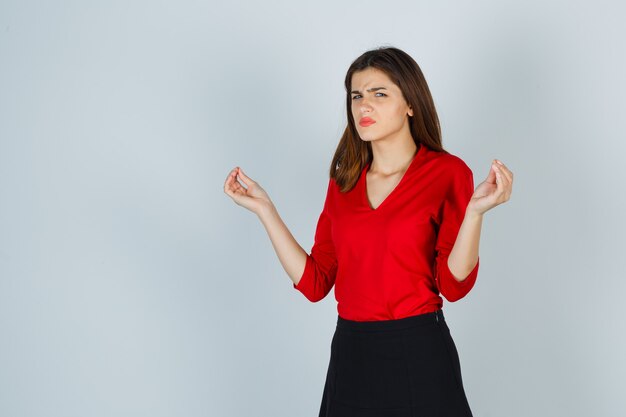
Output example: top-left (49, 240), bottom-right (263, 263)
top-left (358, 133), bottom-right (377, 141)
top-left (360, 136), bottom-right (382, 142)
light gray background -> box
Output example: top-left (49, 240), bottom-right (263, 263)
top-left (1, 1), bottom-right (624, 416)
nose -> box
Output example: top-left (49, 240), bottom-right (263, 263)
top-left (359, 98), bottom-right (373, 114)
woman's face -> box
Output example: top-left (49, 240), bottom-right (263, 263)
top-left (350, 67), bottom-right (413, 143)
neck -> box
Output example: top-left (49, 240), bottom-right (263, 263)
top-left (369, 139), bottom-right (418, 175)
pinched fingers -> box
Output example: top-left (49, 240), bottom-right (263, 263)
top-left (494, 160), bottom-right (513, 183)
top-left (492, 160), bottom-right (513, 201)
top-left (236, 167), bottom-right (255, 187)
top-left (224, 167), bottom-right (245, 195)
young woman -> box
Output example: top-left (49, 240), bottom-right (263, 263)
top-left (224, 46), bottom-right (513, 416)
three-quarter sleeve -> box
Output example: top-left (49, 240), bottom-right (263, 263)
top-left (293, 179), bottom-right (338, 302)
top-left (433, 163), bottom-right (480, 302)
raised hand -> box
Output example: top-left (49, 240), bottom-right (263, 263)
top-left (223, 166), bottom-right (274, 216)
top-left (468, 159), bottom-right (513, 216)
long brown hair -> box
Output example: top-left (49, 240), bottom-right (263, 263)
top-left (330, 46), bottom-right (448, 192)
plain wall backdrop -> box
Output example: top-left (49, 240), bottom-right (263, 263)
top-left (1, 1), bottom-right (625, 416)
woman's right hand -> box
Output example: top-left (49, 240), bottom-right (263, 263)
top-left (223, 166), bottom-right (274, 216)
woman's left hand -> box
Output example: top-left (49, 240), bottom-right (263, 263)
top-left (468, 159), bottom-right (513, 216)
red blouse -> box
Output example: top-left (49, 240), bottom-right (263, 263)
top-left (293, 143), bottom-right (480, 321)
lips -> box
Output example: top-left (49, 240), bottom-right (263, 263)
top-left (359, 117), bottom-right (376, 127)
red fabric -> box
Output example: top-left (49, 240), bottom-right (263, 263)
top-left (293, 144), bottom-right (480, 321)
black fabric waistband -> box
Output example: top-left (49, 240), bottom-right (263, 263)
top-left (336, 309), bottom-right (445, 333)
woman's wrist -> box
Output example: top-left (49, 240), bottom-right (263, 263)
top-left (465, 206), bottom-right (484, 222)
top-left (257, 200), bottom-right (278, 221)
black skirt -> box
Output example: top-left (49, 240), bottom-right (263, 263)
top-left (318, 309), bottom-right (473, 417)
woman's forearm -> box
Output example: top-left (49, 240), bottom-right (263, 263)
top-left (257, 202), bottom-right (308, 286)
top-left (447, 210), bottom-right (483, 282)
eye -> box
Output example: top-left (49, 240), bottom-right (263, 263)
top-left (351, 93), bottom-right (386, 100)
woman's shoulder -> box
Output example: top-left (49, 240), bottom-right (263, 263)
top-left (426, 148), bottom-right (473, 176)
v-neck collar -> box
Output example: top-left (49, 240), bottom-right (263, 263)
top-left (361, 143), bottom-right (427, 211)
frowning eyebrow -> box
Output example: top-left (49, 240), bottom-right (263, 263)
top-left (350, 87), bottom-right (388, 94)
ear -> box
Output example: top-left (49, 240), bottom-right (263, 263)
top-left (408, 107), bottom-right (413, 117)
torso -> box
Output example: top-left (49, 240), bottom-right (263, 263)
top-left (364, 150), bottom-right (417, 211)
top-left (365, 171), bottom-right (407, 210)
